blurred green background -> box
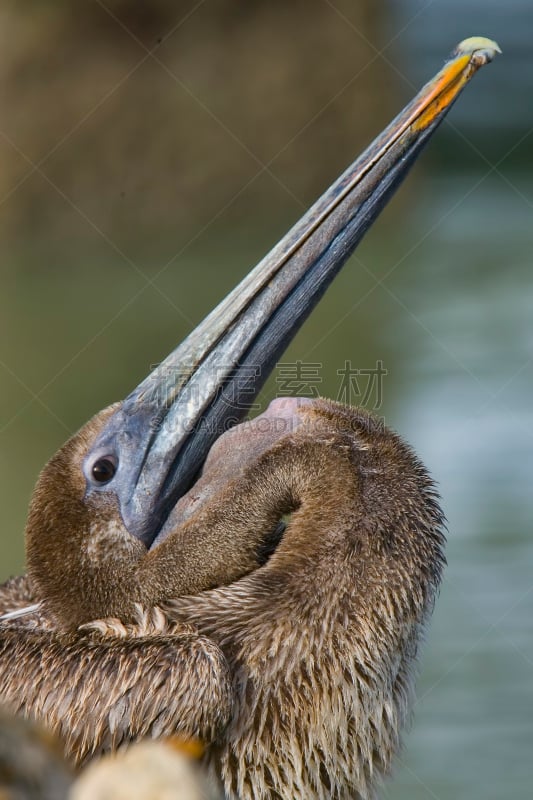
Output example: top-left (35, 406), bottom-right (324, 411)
top-left (1, 1), bottom-right (531, 798)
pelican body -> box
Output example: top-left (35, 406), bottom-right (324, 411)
top-left (0, 39), bottom-right (499, 800)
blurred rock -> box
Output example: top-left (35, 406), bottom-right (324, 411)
top-left (0, 708), bottom-right (72, 800)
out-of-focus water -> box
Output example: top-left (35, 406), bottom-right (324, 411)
top-left (1, 2), bottom-right (532, 798)
top-left (381, 176), bottom-right (533, 800)
top-left (382, 2), bottom-right (533, 796)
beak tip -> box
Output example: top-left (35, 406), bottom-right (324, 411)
top-left (452, 36), bottom-right (502, 63)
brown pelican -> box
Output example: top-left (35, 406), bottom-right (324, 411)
top-left (0, 39), bottom-right (499, 800)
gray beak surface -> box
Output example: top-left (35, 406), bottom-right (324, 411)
top-left (83, 37), bottom-right (500, 547)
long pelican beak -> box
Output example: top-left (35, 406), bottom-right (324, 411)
top-left (84, 37), bottom-right (500, 547)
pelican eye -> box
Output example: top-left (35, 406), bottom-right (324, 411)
top-left (91, 458), bottom-right (117, 484)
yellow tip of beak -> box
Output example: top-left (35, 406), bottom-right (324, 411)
top-left (452, 37), bottom-right (502, 62)
top-left (411, 35), bottom-right (501, 133)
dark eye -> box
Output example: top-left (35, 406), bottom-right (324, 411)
top-left (91, 458), bottom-right (117, 484)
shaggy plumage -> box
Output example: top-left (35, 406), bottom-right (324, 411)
top-left (0, 399), bottom-right (445, 798)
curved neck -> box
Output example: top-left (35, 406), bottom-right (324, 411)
top-left (162, 403), bottom-right (444, 799)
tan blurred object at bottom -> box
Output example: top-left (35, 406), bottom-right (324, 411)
top-left (70, 739), bottom-right (220, 800)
